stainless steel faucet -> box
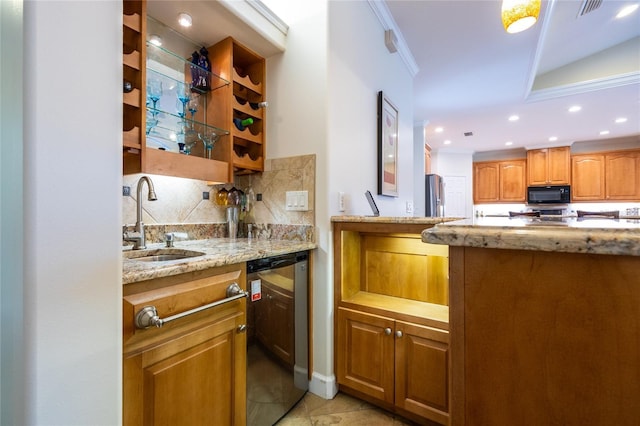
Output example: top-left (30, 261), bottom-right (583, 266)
top-left (123, 176), bottom-right (157, 249)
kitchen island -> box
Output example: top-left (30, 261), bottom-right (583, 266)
top-left (423, 217), bottom-right (640, 425)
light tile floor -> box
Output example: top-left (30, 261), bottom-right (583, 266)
top-left (274, 391), bottom-right (419, 425)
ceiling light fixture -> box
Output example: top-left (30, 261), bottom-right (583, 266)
top-left (600, 130), bottom-right (610, 135)
top-left (505, 141), bottom-right (513, 146)
top-left (435, 127), bottom-right (444, 133)
top-left (549, 136), bottom-right (558, 142)
top-left (568, 105), bottom-right (582, 112)
top-left (178, 12), bottom-right (192, 27)
top-left (508, 115), bottom-right (519, 121)
top-left (501, 0), bottom-right (541, 34)
top-left (148, 34), bottom-right (162, 47)
top-left (615, 117), bottom-right (628, 123)
top-left (616, 4), bottom-right (639, 18)
top-left (443, 140), bottom-right (452, 145)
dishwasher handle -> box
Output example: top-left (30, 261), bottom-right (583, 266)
top-left (134, 282), bottom-right (249, 329)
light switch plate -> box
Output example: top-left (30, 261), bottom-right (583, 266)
top-left (286, 190), bottom-right (309, 211)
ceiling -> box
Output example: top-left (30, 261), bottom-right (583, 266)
top-left (147, 0), bottom-right (640, 155)
top-left (384, 0), bottom-right (640, 154)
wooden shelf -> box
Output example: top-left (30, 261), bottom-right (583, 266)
top-left (232, 68), bottom-right (262, 94)
top-left (233, 96), bottom-right (264, 119)
top-left (123, 127), bottom-right (141, 149)
top-left (144, 149), bottom-right (229, 183)
top-left (232, 152), bottom-right (263, 171)
top-left (123, 50), bottom-right (141, 70)
top-left (342, 291), bottom-right (449, 330)
top-left (233, 129), bottom-right (262, 145)
top-left (123, 88), bottom-right (141, 108)
top-left (123, 12), bottom-right (141, 32)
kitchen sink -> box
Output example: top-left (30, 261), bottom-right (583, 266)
top-left (124, 248), bottom-right (206, 262)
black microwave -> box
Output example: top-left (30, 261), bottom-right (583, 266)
top-left (527, 185), bottom-right (571, 204)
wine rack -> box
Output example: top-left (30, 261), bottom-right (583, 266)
top-left (208, 37), bottom-right (266, 179)
top-left (122, 0), bottom-right (146, 174)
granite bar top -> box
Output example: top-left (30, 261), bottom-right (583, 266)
top-left (123, 238), bottom-right (317, 284)
top-left (331, 216), bottom-right (460, 224)
top-left (422, 216), bottom-right (640, 256)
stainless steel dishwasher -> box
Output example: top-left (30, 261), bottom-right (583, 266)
top-left (246, 251), bottom-right (309, 426)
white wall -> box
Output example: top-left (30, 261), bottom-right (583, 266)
top-left (1, 0), bottom-right (25, 424)
top-left (22, 1), bottom-right (122, 423)
top-left (327, 2), bottom-right (415, 218)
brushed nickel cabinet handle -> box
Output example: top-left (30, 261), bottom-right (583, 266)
top-left (395, 330), bottom-right (403, 338)
top-left (384, 327), bottom-right (392, 336)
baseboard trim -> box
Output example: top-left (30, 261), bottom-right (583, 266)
top-left (309, 372), bottom-right (338, 399)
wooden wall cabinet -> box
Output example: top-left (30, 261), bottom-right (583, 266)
top-left (208, 37), bottom-right (266, 181)
top-left (473, 159), bottom-right (526, 203)
top-left (333, 221), bottom-right (450, 425)
top-left (123, 264), bottom-right (247, 426)
top-left (527, 146), bottom-right (570, 186)
top-left (572, 149), bottom-right (640, 201)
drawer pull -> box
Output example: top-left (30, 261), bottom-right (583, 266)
top-left (134, 282), bottom-right (249, 329)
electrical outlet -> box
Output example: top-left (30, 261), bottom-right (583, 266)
top-left (338, 192), bottom-right (345, 212)
top-left (406, 201), bottom-right (414, 214)
top-left (122, 186), bottom-right (131, 196)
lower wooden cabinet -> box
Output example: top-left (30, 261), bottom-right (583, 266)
top-left (337, 308), bottom-right (449, 425)
top-left (123, 264), bottom-right (247, 425)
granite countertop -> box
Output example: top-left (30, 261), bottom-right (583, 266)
top-left (123, 238), bottom-right (317, 284)
top-left (422, 216), bottom-right (640, 256)
top-left (331, 215), bottom-right (461, 224)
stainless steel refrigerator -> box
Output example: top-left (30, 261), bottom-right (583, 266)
top-left (426, 174), bottom-right (445, 217)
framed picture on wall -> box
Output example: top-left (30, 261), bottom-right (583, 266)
top-left (377, 91), bottom-right (399, 197)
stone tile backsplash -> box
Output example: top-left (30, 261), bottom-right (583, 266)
top-left (123, 154), bottom-right (316, 244)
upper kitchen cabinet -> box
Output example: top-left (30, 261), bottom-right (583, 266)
top-left (527, 146), bottom-right (570, 186)
top-left (208, 37), bottom-right (267, 181)
top-left (474, 159), bottom-right (526, 203)
top-left (123, 9), bottom-right (231, 183)
top-left (572, 149), bottom-right (640, 201)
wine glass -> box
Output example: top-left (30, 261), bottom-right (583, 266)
top-left (176, 99), bottom-right (186, 119)
top-left (187, 94), bottom-right (199, 121)
top-left (145, 109), bottom-right (158, 135)
top-left (147, 78), bottom-right (163, 111)
top-left (199, 130), bottom-right (220, 159)
top-left (182, 123), bottom-right (199, 155)
top-left (176, 82), bottom-right (191, 118)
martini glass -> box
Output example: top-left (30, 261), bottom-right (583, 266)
top-left (147, 78), bottom-right (162, 112)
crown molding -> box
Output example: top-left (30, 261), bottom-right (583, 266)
top-left (526, 72), bottom-right (640, 102)
top-left (368, 0), bottom-right (419, 77)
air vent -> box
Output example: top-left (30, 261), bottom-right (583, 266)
top-left (464, 131), bottom-right (473, 137)
top-left (577, 0), bottom-right (602, 17)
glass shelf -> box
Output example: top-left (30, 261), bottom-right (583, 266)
top-left (146, 42), bottom-right (229, 93)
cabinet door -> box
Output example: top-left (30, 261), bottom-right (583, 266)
top-left (547, 147), bottom-right (571, 185)
top-left (499, 160), bottom-right (526, 202)
top-left (395, 321), bottom-right (449, 425)
top-left (572, 154), bottom-right (605, 201)
top-left (473, 162), bottom-right (500, 203)
top-left (123, 312), bottom-right (246, 426)
top-left (527, 149), bottom-right (549, 186)
top-left (605, 151), bottom-right (640, 200)
top-left (336, 307), bottom-right (395, 404)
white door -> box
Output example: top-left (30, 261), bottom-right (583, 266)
top-left (443, 176), bottom-right (466, 218)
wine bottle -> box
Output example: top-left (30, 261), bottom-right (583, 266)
top-left (233, 117), bottom-right (254, 131)
top-left (249, 101), bottom-right (268, 110)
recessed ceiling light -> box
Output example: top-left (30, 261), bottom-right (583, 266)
top-left (443, 140), bottom-right (452, 145)
top-left (568, 105), bottom-right (582, 113)
top-left (508, 115), bottom-right (519, 122)
top-left (600, 130), bottom-right (610, 135)
top-left (615, 117), bottom-right (628, 123)
top-left (434, 127), bottom-right (444, 133)
top-left (178, 12), bottom-right (193, 27)
top-left (616, 4), bottom-right (639, 18)
top-left (148, 34), bottom-right (163, 46)
top-left (505, 141), bottom-right (513, 146)
top-left (548, 136), bottom-right (558, 142)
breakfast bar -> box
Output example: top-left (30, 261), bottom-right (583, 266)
top-left (423, 217), bottom-right (640, 425)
